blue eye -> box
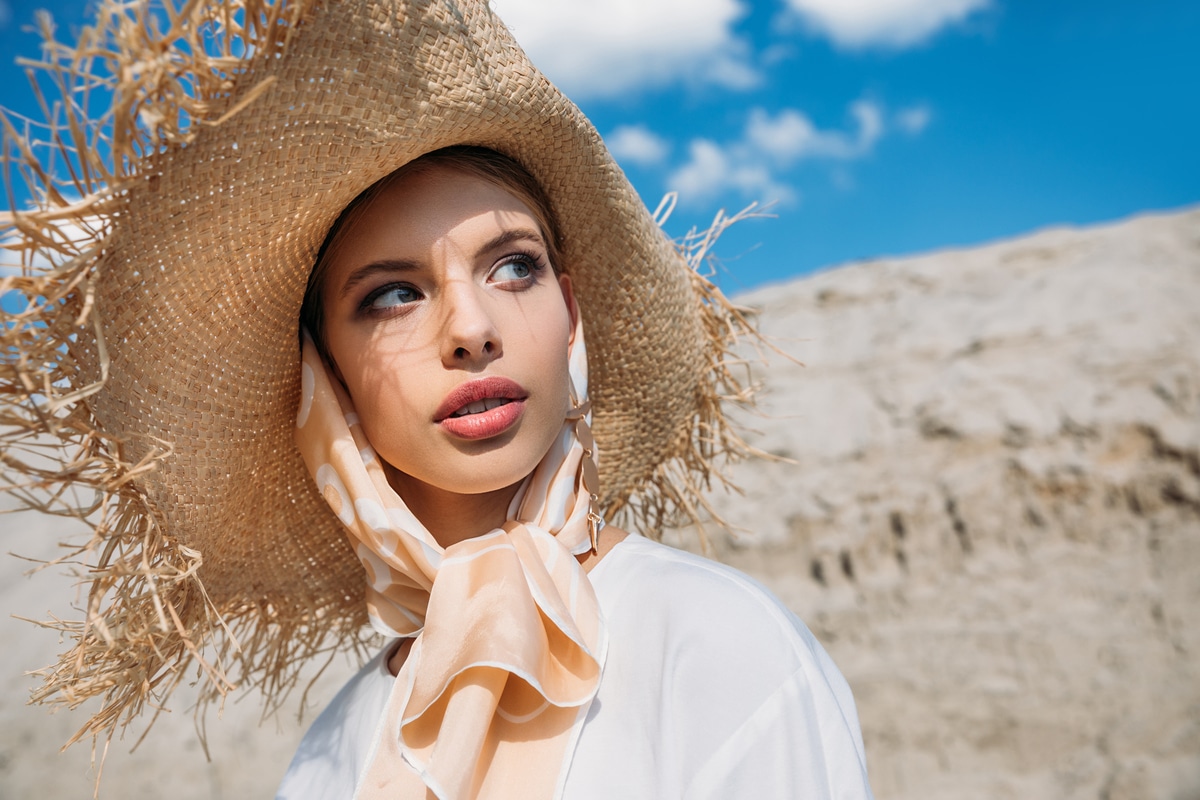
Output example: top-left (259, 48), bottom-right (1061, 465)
top-left (367, 284), bottom-right (421, 310)
top-left (492, 257), bottom-right (535, 282)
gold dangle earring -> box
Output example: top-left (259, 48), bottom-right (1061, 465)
top-left (567, 390), bottom-right (602, 555)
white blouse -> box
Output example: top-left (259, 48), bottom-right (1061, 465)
top-left (277, 534), bottom-right (874, 799)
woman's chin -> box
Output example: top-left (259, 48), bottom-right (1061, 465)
top-left (383, 460), bottom-right (533, 503)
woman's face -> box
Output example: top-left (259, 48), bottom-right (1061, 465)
top-left (319, 166), bottom-right (577, 504)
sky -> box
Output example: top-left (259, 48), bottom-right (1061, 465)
top-left (1, 0), bottom-right (1198, 291)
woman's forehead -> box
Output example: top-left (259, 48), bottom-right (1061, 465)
top-left (322, 170), bottom-right (546, 289)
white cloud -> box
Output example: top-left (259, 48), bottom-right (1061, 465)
top-left (704, 51), bottom-right (763, 91)
top-left (781, 0), bottom-right (990, 49)
top-left (1, 213), bottom-right (104, 278)
top-left (666, 101), bottom-right (886, 206)
top-left (895, 104), bottom-right (932, 134)
top-left (491, 0), bottom-right (754, 98)
top-left (760, 43), bottom-right (798, 68)
top-left (606, 125), bottom-right (671, 167)
top-left (669, 139), bottom-right (795, 204)
top-left (747, 101), bottom-right (882, 162)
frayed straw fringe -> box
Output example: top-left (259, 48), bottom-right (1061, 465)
top-left (0, 0), bottom-right (768, 770)
top-left (608, 197), bottom-right (773, 550)
top-left (0, 0), bottom-right (355, 764)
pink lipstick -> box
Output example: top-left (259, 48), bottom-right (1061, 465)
top-left (435, 376), bottom-right (527, 440)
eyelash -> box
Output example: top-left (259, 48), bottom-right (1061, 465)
top-left (359, 282), bottom-right (421, 314)
top-left (357, 250), bottom-right (550, 315)
top-left (493, 250), bottom-right (549, 286)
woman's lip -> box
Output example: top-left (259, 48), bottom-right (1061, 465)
top-left (438, 399), bottom-right (525, 440)
top-left (434, 376), bottom-right (528, 422)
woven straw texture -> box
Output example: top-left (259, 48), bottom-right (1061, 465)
top-left (0, 0), bottom-right (757, 745)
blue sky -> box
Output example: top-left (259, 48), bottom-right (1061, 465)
top-left (2, 0), bottom-right (1198, 290)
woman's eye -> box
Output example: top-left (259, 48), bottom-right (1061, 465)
top-left (492, 257), bottom-right (535, 283)
top-left (366, 284), bottom-right (422, 310)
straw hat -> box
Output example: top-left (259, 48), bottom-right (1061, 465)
top-left (0, 0), bottom-right (755, 742)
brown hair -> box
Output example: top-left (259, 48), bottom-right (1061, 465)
top-left (300, 145), bottom-right (565, 359)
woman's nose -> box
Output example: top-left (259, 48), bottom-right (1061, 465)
top-left (439, 281), bottom-right (502, 368)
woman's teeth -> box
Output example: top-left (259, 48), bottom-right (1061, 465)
top-left (450, 398), bottom-right (510, 418)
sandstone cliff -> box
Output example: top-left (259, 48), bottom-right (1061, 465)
top-left (680, 205), bottom-right (1200, 800)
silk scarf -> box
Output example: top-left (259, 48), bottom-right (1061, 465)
top-left (294, 321), bottom-right (605, 800)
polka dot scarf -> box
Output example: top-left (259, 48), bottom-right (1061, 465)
top-left (294, 321), bottom-right (606, 800)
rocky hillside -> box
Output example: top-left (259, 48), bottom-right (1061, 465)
top-left (677, 205), bottom-right (1200, 800)
top-left (2, 207), bottom-right (1198, 798)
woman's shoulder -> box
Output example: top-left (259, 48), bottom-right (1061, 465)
top-left (591, 533), bottom-right (833, 677)
top-left (597, 531), bottom-right (780, 590)
top-left (594, 534), bottom-right (804, 624)
top-left (577, 533), bottom-right (872, 798)
top-left (276, 646), bottom-right (396, 800)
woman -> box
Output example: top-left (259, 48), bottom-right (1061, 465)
top-left (1, 0), bottom-right (872, 797)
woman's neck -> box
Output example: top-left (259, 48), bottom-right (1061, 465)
top-left (385, 467), bottom-right (521, 548)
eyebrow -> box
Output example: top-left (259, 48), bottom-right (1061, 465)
top-left (337, 227), bottom-right (547, 299)
top-left (481, 227), bottom-right (546, 255)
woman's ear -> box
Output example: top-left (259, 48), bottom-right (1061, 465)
top-left (559, 273), bottom-right (579, 346)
